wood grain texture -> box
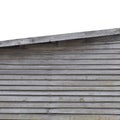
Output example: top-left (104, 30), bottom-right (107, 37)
top-left (0, 35), bottom-right (120, 119)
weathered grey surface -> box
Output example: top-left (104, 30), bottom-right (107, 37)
top-left (0, 34), bottom-right (120, 119)
top-left (0, 28), bottom-right (120, 47)
top-left (0, 115), bottom-right (119, 120)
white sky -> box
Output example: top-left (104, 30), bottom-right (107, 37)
top-left (0, 0), bottom-right (120, 41)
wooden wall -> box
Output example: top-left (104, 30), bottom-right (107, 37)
top-left (0, 35), bottom-right (120, 119)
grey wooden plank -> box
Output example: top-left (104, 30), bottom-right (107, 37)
top-left (17, 42), bottom-right (120, 50)
top-left (1, 102), bottom-right (120, 108)
top-left (25, 43), bottom-right (120, 49)
top-left (0, 108), bottom-right (47, 113)
top-left (41, 49), bottom-right (120, 54)
top-left (1, 49), bottom-right (120, 54)
top-left (49, 108), bottom-right (120, 114)
top-left (0, 108), bottom-right (120, 114)
top-left (0, 115), bottom-right (119, 120)
top-left (1, 75), bottom-right (120, 80)
top-left (1, 91), bottom-right (120, 96)
top-left (1, 69), bottom-right (120, 75)
top-left (2, 54), bottom-right (120, 60)
top-left (1, 60), bottom-right (120, 65)
top-left (0, 86), bottom-right (120, 91)
top-left (1, 65), bottom-right (120, 70)
top-left (84, 40), bottom-right (120, 45)
top-left (0, 96), bottom-right (120, 102)
top-left (0, 80), bottom-right (119, 86)
top-left (30, 43), bottom-right (120, 49)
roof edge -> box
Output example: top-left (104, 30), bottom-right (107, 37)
top-left (0, 28), bottom-right (120, 47)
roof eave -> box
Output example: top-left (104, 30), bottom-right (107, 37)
top-left (0, 28), bottom-right (120, 47)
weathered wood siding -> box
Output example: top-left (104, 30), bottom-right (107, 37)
top-left (0, 35), bottom-right (120, 119)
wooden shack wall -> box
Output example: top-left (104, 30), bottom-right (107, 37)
top-left (0, 35), bottom-right (120, 119)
